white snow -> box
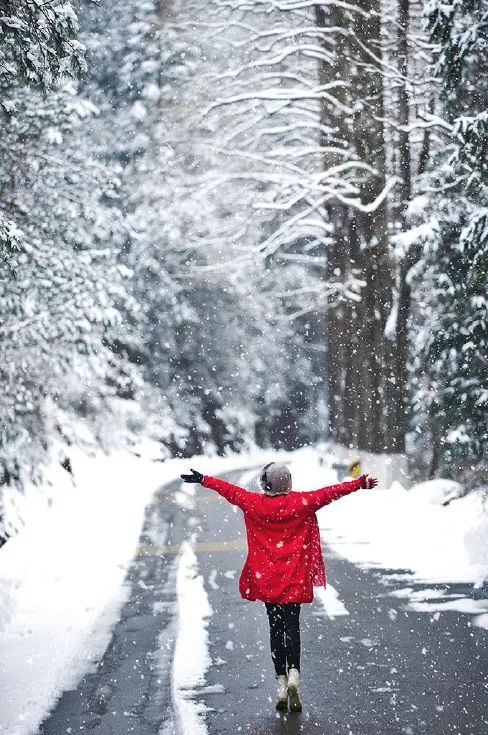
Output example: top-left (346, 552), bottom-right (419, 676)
top-left (314, 583), bottom-right (349, 618)
top-left (407, 598), bottom-right (488, 616)
top-left (170, 540), bottom-right (213, 735)
top-left (1, 442), bottom-right (486, 735)
top-left (391, 220), bottom-right (437, 257)
top-left (407, 478), bottom-right (465, 506)
top-left (473, 613), bottom-right (488, 631)
top-left (387, 587), bottom-right (458, 602)
top-left (0, 444), bottom-right (165, 735)
top-left (405, 596), bottom-right (488, 631)
top-left (286, 447), bottom-right (488, 620)
top-left (361, 638), bottom-right (379, 648)
top-left (384, 298), bottom-right (398, 340)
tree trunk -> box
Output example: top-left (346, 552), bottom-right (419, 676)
top-left (386, 0), bottom-right (412, 452)
top-left (321, 0), bottom-right (393, 452)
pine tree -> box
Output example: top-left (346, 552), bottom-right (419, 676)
top-left (0, 2), bottom-right (134, 486)
top-left (411, 0), bottom-right (488, 479)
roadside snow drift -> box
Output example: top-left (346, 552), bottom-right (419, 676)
top-left (0, 445), bottom-right (166, 735)
top-left (287, 448), bottom-right (488, 588)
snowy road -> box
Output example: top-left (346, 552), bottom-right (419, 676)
top-left (39, 473), bottom-right (191, 735)
top-left (40, 471), bottom-right (488, 735)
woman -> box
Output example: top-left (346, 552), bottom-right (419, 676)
top-left (180, 461), bottom-right (378, 712)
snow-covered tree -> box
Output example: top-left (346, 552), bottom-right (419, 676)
top-left (0, 2), bottom-right (135, 488)
top-left (0, 1), bottom-right (85, 261)
top-left (410, 0), bottom-right (488, 479)
top-left (177, 0), bottom-right (438, 454)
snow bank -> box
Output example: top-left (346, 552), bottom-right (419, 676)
top-left (0, 444), bottom-right (166, 735)
top-left (408, 478), bottom-right (465, 505)
top-left (287, 447), bottom-right (488, 587)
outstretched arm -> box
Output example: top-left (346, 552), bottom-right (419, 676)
top-left (180, 469), bottom-right (253, 512)
top-left (299, 474), bottom-right (378, 512)
top-left (202, 475), bottom-right (253, 510)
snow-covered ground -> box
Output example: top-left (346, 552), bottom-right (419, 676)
top-left (287, 448), bottom-right (488, 628)
top-left (170, 540), bottom-right (213, 735)
top-left (0, 444), bottom-right (278, 735)
top-left (0, 443), bottom-right (163, 735)
top-left (1, 444), bottom-right (487, 735)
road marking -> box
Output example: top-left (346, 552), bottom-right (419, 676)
top-left (138, 538), bottom-right (247, 556)
top-left (158, 494), bottom-right (222, 505)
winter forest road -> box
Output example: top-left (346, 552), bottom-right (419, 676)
top-left (40, 470), bottom-right (488, 735)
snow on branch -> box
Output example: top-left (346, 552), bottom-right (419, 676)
top-left (201, 84), bottom-right (354, 121)
top-left (214, 0), bottom-right (371, 18)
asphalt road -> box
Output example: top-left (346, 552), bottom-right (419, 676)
top-left (40, 470), bottom-right (488, 735)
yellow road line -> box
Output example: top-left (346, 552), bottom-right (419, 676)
top-left (157, 494), bottom-right (222, 505)
top-left (138, 538), bottom-right (247, 556)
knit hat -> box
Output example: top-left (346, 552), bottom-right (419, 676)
top-left (260, 462), bottom-right (292, 495)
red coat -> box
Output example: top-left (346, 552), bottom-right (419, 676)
top-left (202, 475), bottom-right (362, 604)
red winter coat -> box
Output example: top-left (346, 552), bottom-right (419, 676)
top-left (202, 475), bottom-right (362, 604)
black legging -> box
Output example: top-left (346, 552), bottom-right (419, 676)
top-left (265, 603), bottom-right (301, 677)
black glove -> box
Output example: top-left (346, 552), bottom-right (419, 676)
top-left (359, 473), bottom-right (378, 489)
top-left (180, 468), bottom-right (204, 484)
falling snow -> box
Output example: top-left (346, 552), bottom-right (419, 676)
top-left (0, 0), bottom-right (487, 734)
